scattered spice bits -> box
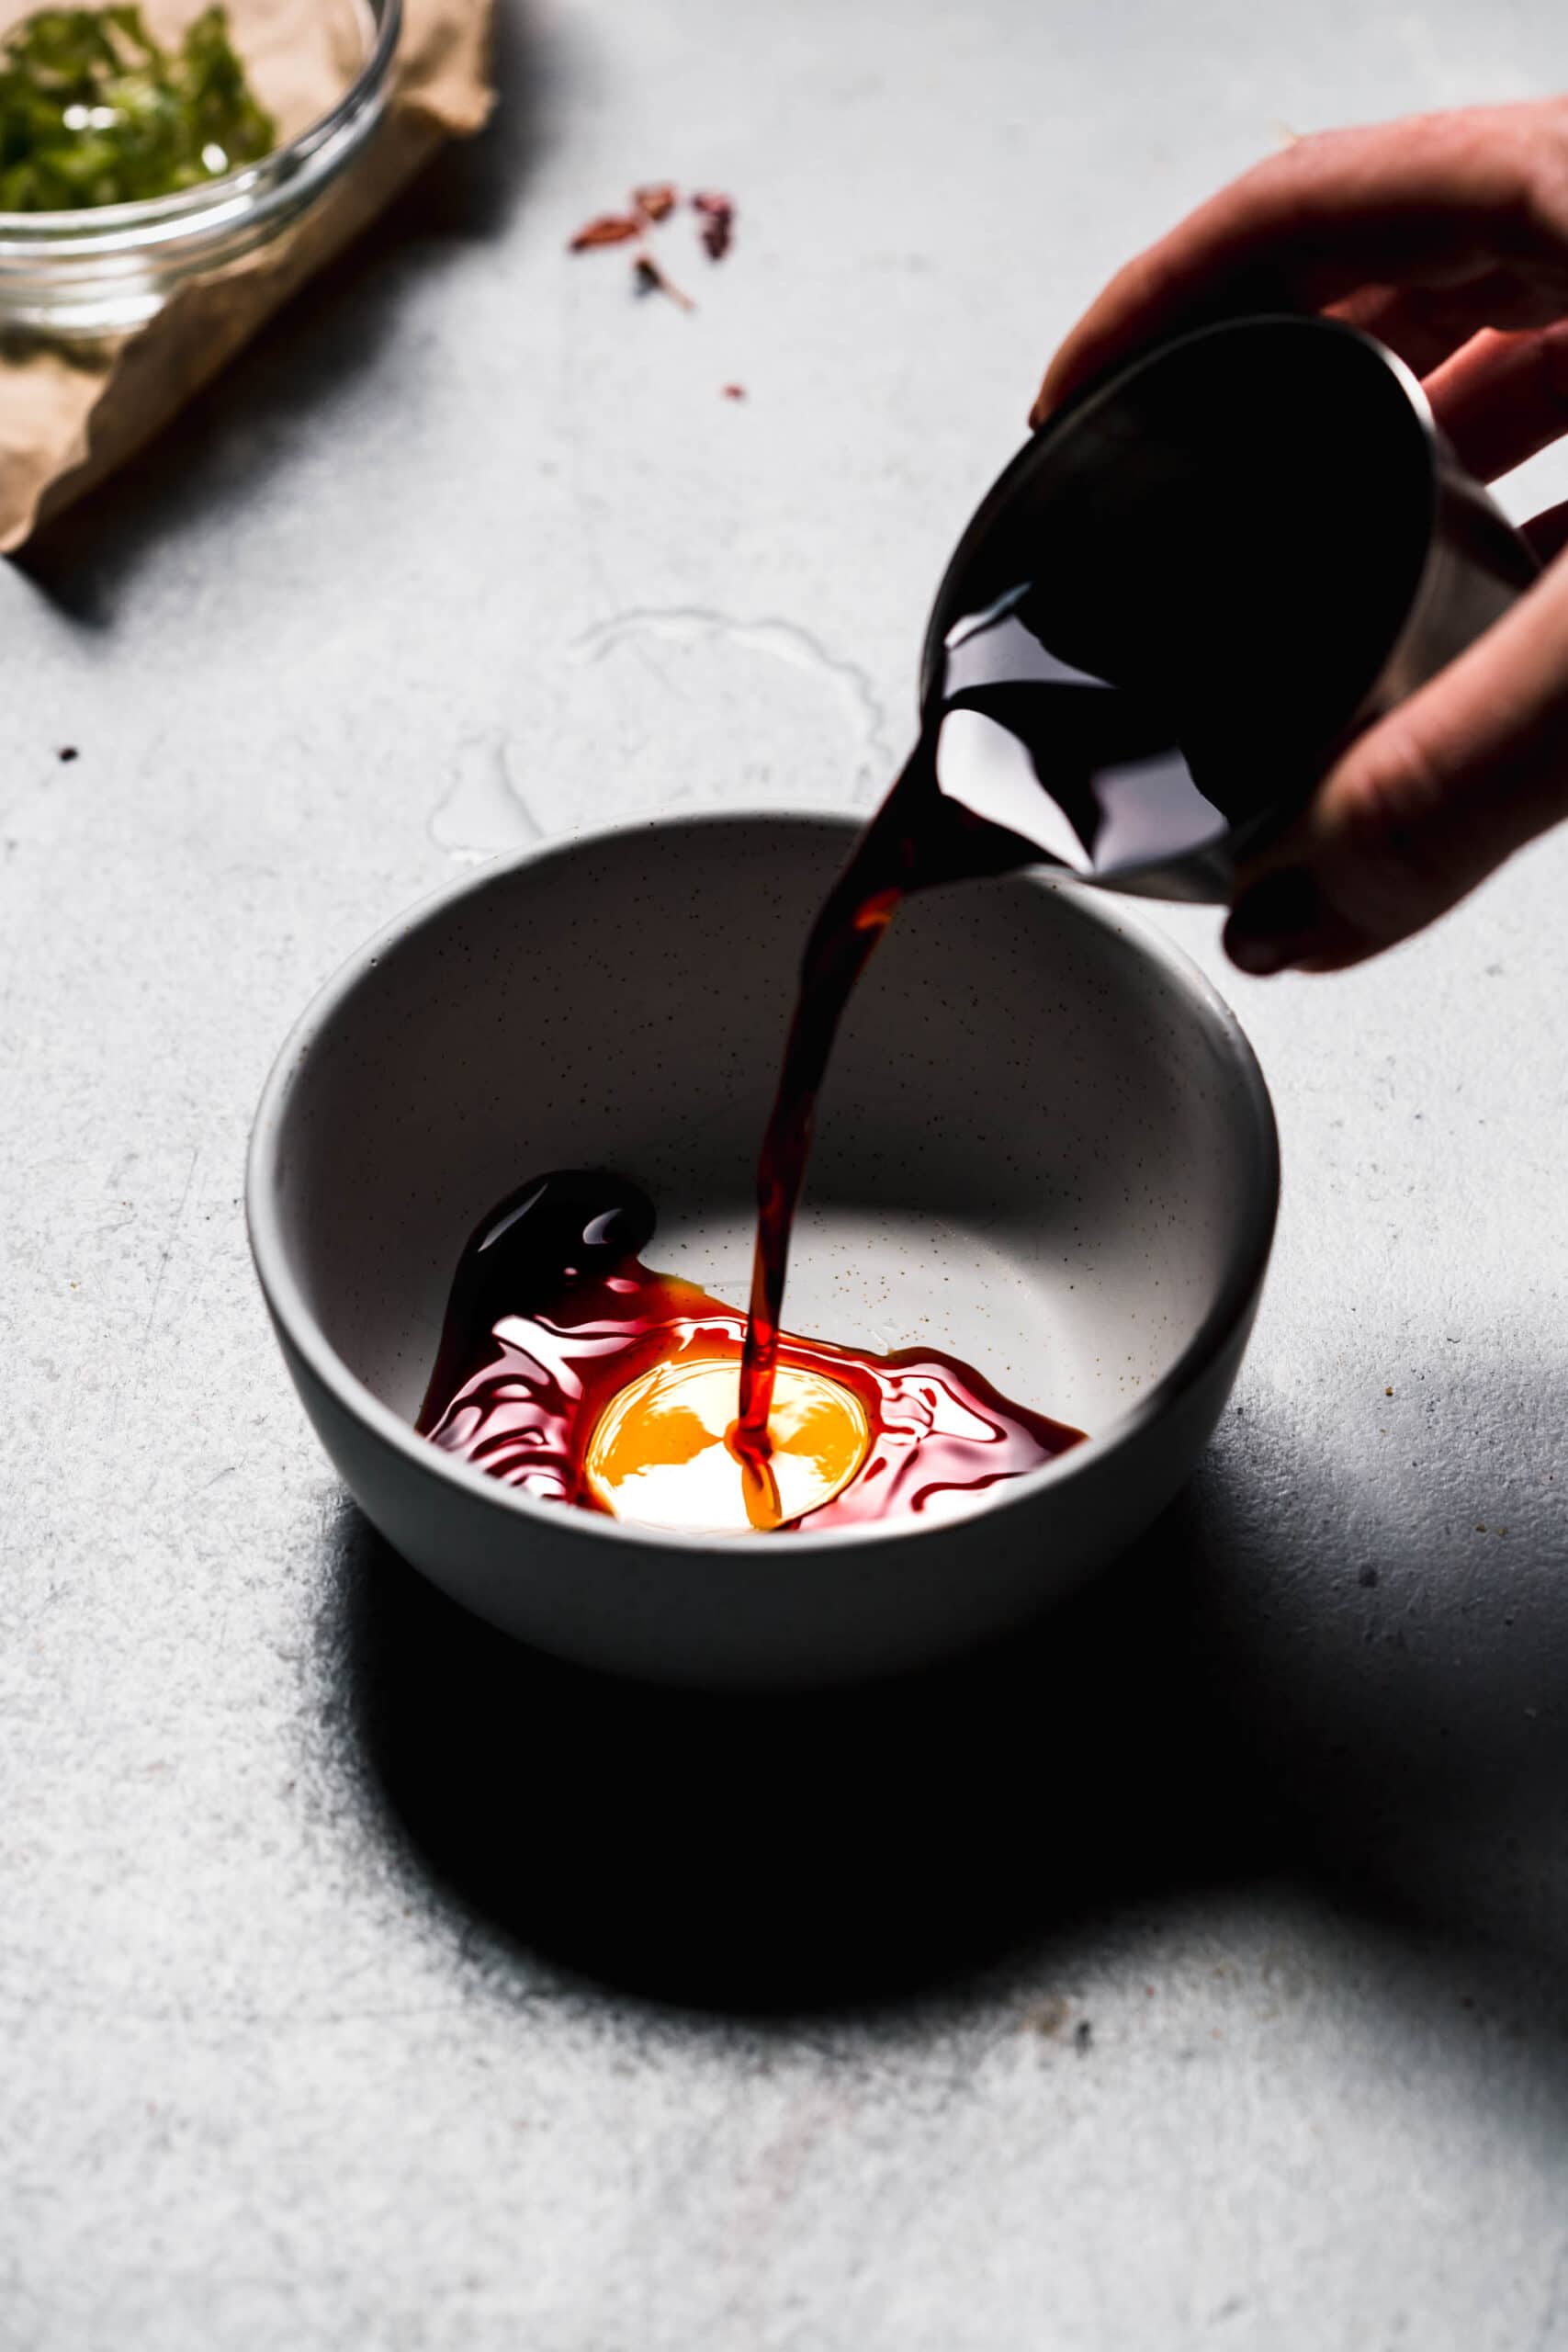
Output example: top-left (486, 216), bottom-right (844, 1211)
top-left (693, 188), bottom-right (735, 261)
top-left (566, 182), bottom-right (739, 306)
top-left (568, 212), bottom-right (640, 250)
top-left (57, 745), bottom-right (78, 762)
top-left (721, 382), bottom-right (746, 400)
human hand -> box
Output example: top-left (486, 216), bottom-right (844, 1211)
top-left (1032, 101), bottom-right (1568, 974)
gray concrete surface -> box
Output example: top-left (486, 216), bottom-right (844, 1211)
top-left (5, 1), bottom-right (1568, 2344)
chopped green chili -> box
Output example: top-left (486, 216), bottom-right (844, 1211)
top-left (0, 6), bottom-right (276, 211)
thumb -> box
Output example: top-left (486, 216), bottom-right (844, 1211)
top-left (1224, 548), bottom-right (1568, 975)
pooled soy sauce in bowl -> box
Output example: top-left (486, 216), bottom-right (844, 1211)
top-left (417, 1170), bottom-right (1082, 1537)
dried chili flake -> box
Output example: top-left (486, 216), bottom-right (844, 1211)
top-left (721, 382), bottom-right (746, 400)
top-left (692, 189), bottom-right (735, 261)
top-left (568, 212), bottom-right (641, 251)
top-left (633, 182), bottom-right (678, 222)
top-left (633, 253), bottom-right (694, 311)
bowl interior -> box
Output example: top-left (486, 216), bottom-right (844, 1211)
top-left (264, 816), bottom-right (1270, 1472)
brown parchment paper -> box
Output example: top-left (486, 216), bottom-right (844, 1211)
top-left (0, 0), bottom-right (494, 551)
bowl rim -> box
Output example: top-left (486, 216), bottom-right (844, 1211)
top-left (246, 808), bottom-right (1280, 1559)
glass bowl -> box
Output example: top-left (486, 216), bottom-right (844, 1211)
top-left (0, 0), bottom-right (400, 337)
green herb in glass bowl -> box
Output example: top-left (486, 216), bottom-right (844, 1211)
top-left (0, 5), bottom-right (276, 211)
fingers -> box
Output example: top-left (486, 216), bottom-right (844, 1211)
top-left (1224, 548), bottom-right (1568, 974)
top-left (1032, 99), bottom-right (1568, 426)
top-left (1330, 269), bottom-right (1568, 384)
top-left (1325, 285), bottom-right (1481, 379)
top-left (1423, 321), bottom-right (1568, 478)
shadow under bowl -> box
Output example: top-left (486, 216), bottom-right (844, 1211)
top-left (247, 811), bottom-right (1278, 1688)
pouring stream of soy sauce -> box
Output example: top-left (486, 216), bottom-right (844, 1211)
top-left (732, 585), bottom-right (1229, 1452)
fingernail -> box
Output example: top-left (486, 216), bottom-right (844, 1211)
top-left (1224, 868), bottom-right (1321, 977)
top-left (1029, 377), bottom-right (1062, 430)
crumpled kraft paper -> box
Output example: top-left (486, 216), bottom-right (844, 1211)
top-left (0, 0), bottom-right (494, 552)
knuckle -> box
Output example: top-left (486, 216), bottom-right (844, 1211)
top-left (1257, 124), bottom-right (1341, 192)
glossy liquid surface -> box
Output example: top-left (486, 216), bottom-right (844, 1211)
top-left (418, 1171), bottom-right (1083, 1535)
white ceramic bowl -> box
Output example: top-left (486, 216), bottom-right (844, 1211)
top-left (247, 813), bottom-right (1277, 1687)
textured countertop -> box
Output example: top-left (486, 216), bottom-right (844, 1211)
top-left (5, 2), bottom-right (1568, 2344)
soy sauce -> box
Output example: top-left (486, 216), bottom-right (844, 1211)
top-left (419, 1170), bottom-right (1083, 1534)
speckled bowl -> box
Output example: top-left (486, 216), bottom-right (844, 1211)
top-left (247, 813), bottom-right (1278, 1687)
